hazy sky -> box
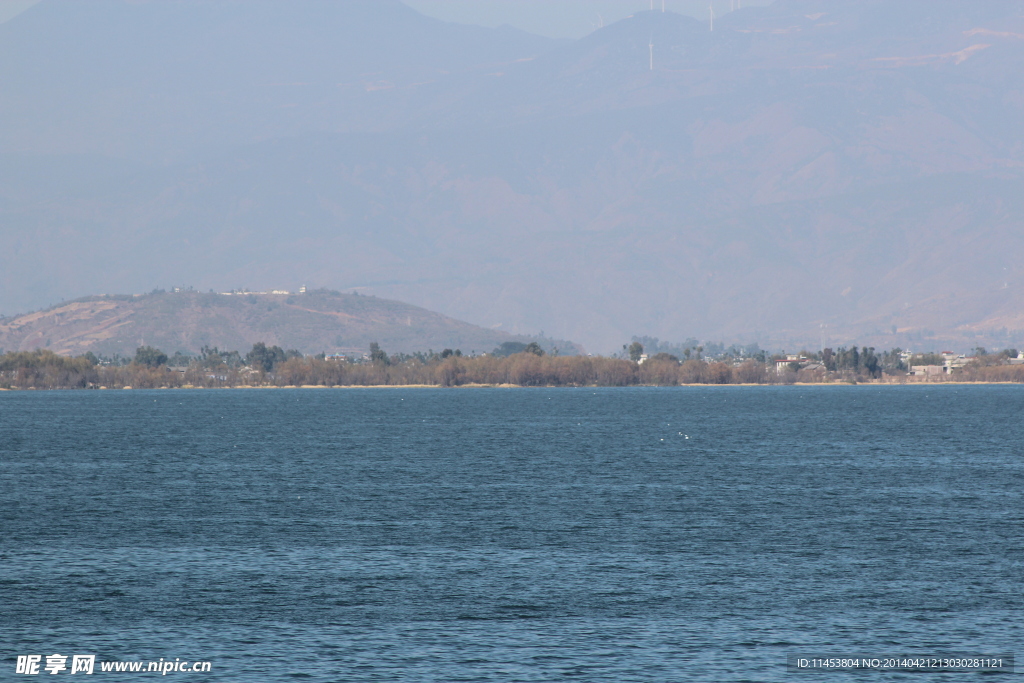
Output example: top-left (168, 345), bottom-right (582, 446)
top-left (0, 0), bottom-right (773, 37)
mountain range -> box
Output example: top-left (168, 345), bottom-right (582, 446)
top-left (2, 0), bottom-right (1023, 352)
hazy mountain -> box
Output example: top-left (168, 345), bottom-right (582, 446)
top-left (0, 0), bottom-right (560, 160)
top-left (2, 0), bottom-right (1023, 352)
top-left (0, 289), bottom-right (576, 357)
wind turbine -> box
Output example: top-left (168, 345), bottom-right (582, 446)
top-left (649, 35), bottom-right (654, 70)
top-left (710, 3), bottom-right (714, 31)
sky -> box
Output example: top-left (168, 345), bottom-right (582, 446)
top-left (0, 0), bottom-right (773, 37)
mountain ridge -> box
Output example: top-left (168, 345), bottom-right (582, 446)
top-left (0, 290), bottom-right (580, 358)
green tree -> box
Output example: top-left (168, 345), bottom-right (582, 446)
top-left (881, 348), bottom-right (905, 373)
top-left (370, 342), bottom-right (390, 366)
top-left (246, 342), bottom-right (287, 372)
top-left (166, 351), bottom-right (193, 367)
top-left (523, 342), bottom-right (545, 356)
top-left (862, 347), bottom-right (880, 378)
top-left (133, 346), bottom-right (168, 367)
top-left (836, 346), bottom-right (860, 372)
top-left (628, 341), bottom-right (644, 362)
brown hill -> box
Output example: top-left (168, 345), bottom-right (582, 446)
top-left (0, 290), bottom-right (571, 357)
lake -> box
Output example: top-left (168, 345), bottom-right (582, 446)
top-left (2, 387), bottom-right (1021, 680)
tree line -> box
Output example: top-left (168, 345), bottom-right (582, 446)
top-left (1, 343), bottom-right (1022, 390)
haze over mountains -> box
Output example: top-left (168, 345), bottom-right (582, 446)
top-left (2, 0), bottom-right (1023, 352)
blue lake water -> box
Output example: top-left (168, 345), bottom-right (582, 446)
top-left (1, 386), bottom-right (1022, 681)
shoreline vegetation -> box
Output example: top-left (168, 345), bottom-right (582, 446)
top-left (2, 342), bottom-right (1024, 390)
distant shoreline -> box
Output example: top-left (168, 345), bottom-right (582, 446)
top-left (6, 347), bottom-right (1024, 390)
top-left (4, 381), bottom-right (1023, 392)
